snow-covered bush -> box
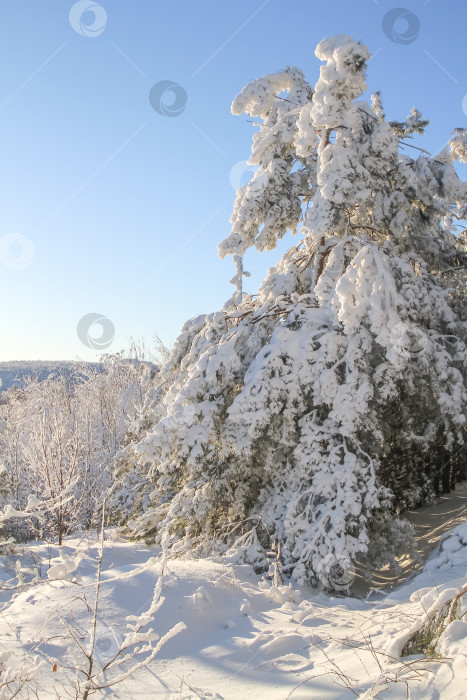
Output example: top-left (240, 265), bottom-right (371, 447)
top-left (114, 35), bottom-right (467, 587)
top-left (0, 353), bottom-right (158, 542)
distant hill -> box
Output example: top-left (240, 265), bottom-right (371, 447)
top-left (0, 361), bottom-right (103, 394)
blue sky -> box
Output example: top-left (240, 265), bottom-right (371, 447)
top-left (0, 0), bottom-right (466, 361)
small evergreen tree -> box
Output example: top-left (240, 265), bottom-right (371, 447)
top-left (115, 35), bottom-right (467, 587)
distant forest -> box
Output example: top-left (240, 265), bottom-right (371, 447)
top-left (0, 361), bottom-right (103, 394)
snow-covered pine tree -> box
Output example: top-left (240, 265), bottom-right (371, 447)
top-left (114, 35), bottom-right (467, 587)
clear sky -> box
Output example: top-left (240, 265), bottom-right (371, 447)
top-left (1, 0), bottom-right (466, 361)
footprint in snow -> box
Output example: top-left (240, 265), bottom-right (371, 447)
top-left (259, 633), bottom-right (310, 660)
top-left (290, 607), bottom-right (328, 627)
top-left (240, 631), bottom-right (313, 671)
top-left (267, 653), bottom-right (313, 672)
top-left (184, 689), bottom-right (223, 699)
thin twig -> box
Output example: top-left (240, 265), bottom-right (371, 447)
top-left (82, 500), bottom-right (106, 700)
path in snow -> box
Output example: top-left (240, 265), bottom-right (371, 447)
top-left (353, 481), bottom-right (467, 596)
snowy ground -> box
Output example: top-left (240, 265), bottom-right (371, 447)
top-left (0, 521), bottom-right (466, 699)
